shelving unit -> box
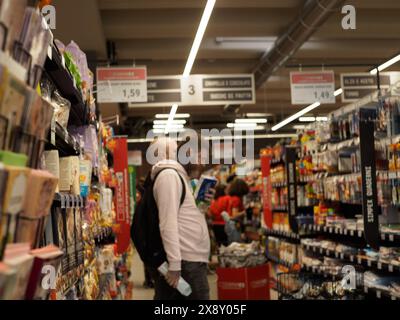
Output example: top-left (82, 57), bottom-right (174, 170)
top-left (44, 44), bottom-right (88, 127)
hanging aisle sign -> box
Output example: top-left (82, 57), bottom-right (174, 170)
top-left (359, 109), bottom-right (380, 250)
top-left (285, 146), bottom-right (298, 233)
top-left (129, 74), bottom-right (256, 107)
top-left (96, 66), bottom-right (148, 103)
top-left (290, 70), bottom-right (335, 105)
top-left (340, 73), bottom-right (392, 102)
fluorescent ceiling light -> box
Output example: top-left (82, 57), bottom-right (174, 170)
top-left (234, 126), bottom-right (265, 131)
top-left (370, 53), bottom-right (400, 75)
top-left (299, 117), bottom-right (316, 122)
top-left (272, 89), bottom-right (342, 131)
top-left (155, 113), bottom-right (191, 119)
top-left (215, 37), bottom-right (276, 43)
top-left (182, 0), bottom-right (216, 77)
top-left (235, 118), bottom-right (267, 124)
top-left (164, 104), bottom-right (179, 134)
top-left (153, 119), bottom-right (186, 125)
top-left (154, 124), bottom-right (184, 130)
top-left (206, 133), bottom-right (297, 141)
top-left (316, 116), bottom-right (328, 122)
top-left (246, 113), bottom-right (271, 118)
top-left (334, 88), bottom-right (343, 96)
top-left (293, 125), bottom-right (306, 130)
top-left (153, 128), bottom-right (185, 134)
top-left (271, 101), bottom-right (321, 131)
top-left (165, 1), bottom-right (215, 132)
top-left (227, 123), bottom-right (257, 128)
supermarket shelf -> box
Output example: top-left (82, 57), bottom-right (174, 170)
top-left (301, 243), bottom-right (400, 274)
top-left (264, 228), bottom-right (300, 242)
top-left (300, 223), bottom-right (364, 238)
top-left (270, 158), bottom-right (284, 166)
top-left (272, 206), bottom-right (288, 212)
top-left (300, 264), bottom-right (342, 280)
top-left (300, 223), bottom-right (400, 244)
top-left (44, 44), bottom-right (88, 127)
top-left (46, 122), bottom-right (81, 156)
top-left (272, 182), bottom-right (287, 188)
top-left (266, 253), bottom-right (297, 269)
top-left (363, 286), bottom-right (399, 300)
top-left (53, 193), bottom-right (85, 207)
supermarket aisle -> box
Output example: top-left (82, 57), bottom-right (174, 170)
top-left (131, 252), bottom-right (218, 300)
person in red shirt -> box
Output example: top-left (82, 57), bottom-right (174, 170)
top-left (208, 184), bottom-right (229, 246)
top-left (227, 178), bottom-right (249, 219)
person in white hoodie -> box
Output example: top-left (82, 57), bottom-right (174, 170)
top-left (148, 137), bottom-right (211, 300)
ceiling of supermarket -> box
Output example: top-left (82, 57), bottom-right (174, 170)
top-left (52, 0), bottom-right (400, 137)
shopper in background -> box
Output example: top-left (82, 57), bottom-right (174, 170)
top-left (149, 137), bottom-right (210, 300)
top-left (208, 184), bottom-right (229, 246)
top-left (135, 179), bottom-right (154, 289)
top-left (227, 178), bottom-right (249, 219)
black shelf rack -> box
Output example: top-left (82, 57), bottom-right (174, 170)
top-left (44, 44), bottom-right (88, 127)
top-left (299, 223), bottom-right (400, 246)
top-left (264, 228), bottom-right (301, 242)
top-left (46, 122), bottom-right (81, 156)
top-left (266, 253), bottom-right (297, 269)
top-left (301, 243), bottom-right (400, 274)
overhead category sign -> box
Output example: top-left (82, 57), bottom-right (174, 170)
top-left (96, 66), bottom-right (148, 103)
top-left (129, 74), bottom-right (256, 107)
top-left (340, 73), bottom-right (392, 102)
top-left (290, 70), bottom-right (335, 105)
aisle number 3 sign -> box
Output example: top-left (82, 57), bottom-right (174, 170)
top-left (96, 67), bottom-right (148, 103)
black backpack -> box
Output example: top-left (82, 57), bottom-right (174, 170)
top-left (131, 168), bottom-right (186, 268)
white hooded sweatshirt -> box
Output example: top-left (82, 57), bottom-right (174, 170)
top-left (151, 159), bottom-right (210, 271)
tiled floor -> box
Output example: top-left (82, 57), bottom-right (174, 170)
top-left (131, 252), bottom-right (218, 300)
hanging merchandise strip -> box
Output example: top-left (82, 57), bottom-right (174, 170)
top-left (359, 109), bottom-right (380, 250)
top-left (285, 146), bottom-right (298, 233)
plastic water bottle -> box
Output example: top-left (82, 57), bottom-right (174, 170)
top-left (158, 262), bottom-right (192, 297)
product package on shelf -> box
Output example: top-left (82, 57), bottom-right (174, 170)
top-left (1, 242), bottom-right (33, 299)
top-left (17, 169), bottom-right (58, 248)
top-left (59, 156), bottom-right (80, 195)
top-left (0, 0), bottom-right (27, 56)
top-left (16, 6), bottom-right (52, 87)
top-left (0, 166), bottom-right (29, 259)
top-left (25, 244), bottom-right (63, 300)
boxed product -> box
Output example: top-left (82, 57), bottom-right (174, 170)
top-left (59, 156), bottom-right (80, 195)
top-left (16, 170), bottom-right (58, 247)
top-left (0, 70), bottom-right (29, 150)
top-left (25, 244), bottom-right (63, 300)
top-left (0, 0), bottom-right (27, 55)
top-left (0, 166), bottom-right (29, 257)
top-left (44, 150), bottom-right (60, 192)
top-left (2, 243), bottom-right (34, 300)
top-left (79, 159), bottom-right (92, 197)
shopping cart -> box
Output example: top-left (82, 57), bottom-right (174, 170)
top-left (276, 271), bottom-right (361, 300)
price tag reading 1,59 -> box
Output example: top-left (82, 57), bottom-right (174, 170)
top-left (123, 88), bottom-right (141, 99)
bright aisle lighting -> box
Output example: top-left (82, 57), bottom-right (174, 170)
top-left (235, 118), bottom-right (267, 124)
top-left (165, 0), bottom-right (216, 132)
top-left (164, 104), bottom-right (178, 134)
top-left (155, 113), bottom-right (191, 119)
top-left (153, 120), bottom-right (187, 125)
top-left (272, 88), bottom-right (343, 131)
top-left (370, 53), bottom-right (400, 75)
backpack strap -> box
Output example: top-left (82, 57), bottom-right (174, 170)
top-left (153, 168), bottom-right (186, 206)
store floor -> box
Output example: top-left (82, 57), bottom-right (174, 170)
top-left (131, 252), bottom-right (218, 300)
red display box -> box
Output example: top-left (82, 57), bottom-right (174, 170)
top-left (216, 264), bottom-right (270, 300)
